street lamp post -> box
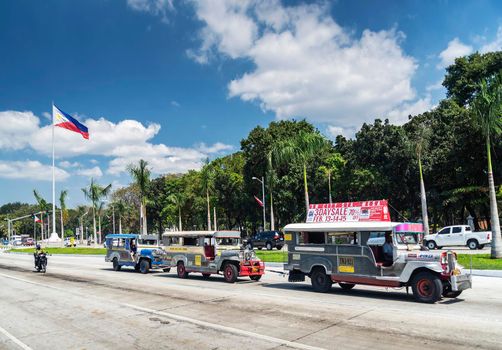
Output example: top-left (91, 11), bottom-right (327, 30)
top-left (252, 176), bottom-right (266, 231)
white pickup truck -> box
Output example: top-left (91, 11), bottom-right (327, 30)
top-left (424, 225), bottom-right (491, 250)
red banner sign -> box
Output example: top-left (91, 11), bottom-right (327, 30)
top-left (306, 200), bottom-right (390, 223)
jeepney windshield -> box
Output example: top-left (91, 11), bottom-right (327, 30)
top-left (216, 238), bottom-right (240, 246)
top-left (395, 232), bottom-right (419, 245)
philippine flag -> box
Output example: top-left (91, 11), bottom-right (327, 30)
top-left (53, 104), bottom-right (89, 139)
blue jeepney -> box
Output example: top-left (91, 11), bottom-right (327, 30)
top-left (104, 234), bottom-right (169, 273)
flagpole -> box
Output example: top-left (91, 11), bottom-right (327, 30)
top-left (50, 102), bottom-right (59, 242)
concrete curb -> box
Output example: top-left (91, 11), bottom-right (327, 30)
top-left (471, 269), bottom-right (502, 278)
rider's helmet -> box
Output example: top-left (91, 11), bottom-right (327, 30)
top-left (36, 244), bottom-right (41, 250)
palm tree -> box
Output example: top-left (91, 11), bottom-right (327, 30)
top-left (128, 159), bottom-right (151, 236)
top-left (59, 190), bottom-right (68, 244)
top-left (273, 131), bottom-right (328, 213)
top-left (411, 126), bottom-right (432, 238)
top-left (97, 201), bottom-right (105, 242)
top-left (168, 193), bottom-right (186, 231)
top-left (472, 71), bottom-right (502, 259)
top-left (266, 152), bottom-right (276, 230)
top-left (114, 200), bottom-right (127, 234)
top-left (76, 205), bottom-right (89, 244)
top-left (82, 179), bottom-right (112, 245)
top-left (33, 190), bottom-right (49, 241)
top-left (201, 158), bottom-right (214, 230)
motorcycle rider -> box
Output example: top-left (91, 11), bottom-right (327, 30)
top-left (34, 244), bottom-right (45, 269)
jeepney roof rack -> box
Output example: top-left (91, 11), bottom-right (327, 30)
top-left (162, 230), bottom-right (241, 238)
top-left (283, 222), bottom-right (403, 232)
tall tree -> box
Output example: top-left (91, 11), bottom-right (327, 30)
top-left (273, 130), bottom-right (328, 213)
top-left (168, 193), bottom-right (186, 231)
top-left (33, 190), bottom-right (49, 240)
top-left (113, 200), bottom-right (127, 234)
top-left (82, 179), bottom-right (112, 245)
top-left (200, 158), bottom-right (214, 230)
top-left (472, 71), bottom-right (502, 259)
top-left (128, 159), bottom-right (151, 236)
top-left (411, 126), bottom-right (432, 236)
top-left (59, 190), bottom-right (68, 244)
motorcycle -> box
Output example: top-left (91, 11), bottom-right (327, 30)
top-left (34, 252), bottom-right (47, 273)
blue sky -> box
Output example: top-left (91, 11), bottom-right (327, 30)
top-left (1, 0), bottom-right (501, 207)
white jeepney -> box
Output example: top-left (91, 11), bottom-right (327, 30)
top-left (284, 201), bottom-right (472, 303)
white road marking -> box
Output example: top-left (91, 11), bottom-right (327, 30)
top-left (0, 272), bottom-right (325, 350)
top-left (0, 325), bottom-right (33, 350)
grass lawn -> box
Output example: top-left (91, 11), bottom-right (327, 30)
top-left (457, 254), bottom-right (502, 270)
top-left (255, 250), bottom-right (288, 263)
top-left (9, 247), bottom-right (107, 255)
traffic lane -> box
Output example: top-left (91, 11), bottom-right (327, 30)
top-left (0, 272), bottom-right (304, 350)
top-left (2, 252), bottom-right (502, 322)
top-left (1, 255), bottom-right (502, 349)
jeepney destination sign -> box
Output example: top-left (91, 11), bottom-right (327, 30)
top-left (306, 200), bottom-right (390, 223)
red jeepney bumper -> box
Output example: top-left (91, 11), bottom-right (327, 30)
top-left (239, 260), bottom-right (265, 276)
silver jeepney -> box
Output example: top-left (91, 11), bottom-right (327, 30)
top-left (283, 221), bottom-right (472, 303)
top-left (162, 230), bottom-right (265, 283)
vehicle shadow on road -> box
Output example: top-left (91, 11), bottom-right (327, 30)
top-left (152, 273), bottom-right (259, 285)
top-left (260, 282), bottom-right (418, 303)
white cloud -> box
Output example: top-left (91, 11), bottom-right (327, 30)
top-left (386, 95), bottom-right (433, 125)
top-left (437, 38), bottom-right (473, 68)
top-left (0, 111), bottom-right (40, 150)
top-left (0, 110), bottom-right (233, 176)
top-left (127, 0), bottom-right (175, 22)
top-left (59, 161), bottom-right (81, 168)
top-left (481, 26), bottom-right (502, 53)
top-left (0, 160), bottom-right (69, 181)
top-left (170, 100), bottom-right (180, 107)
top-left (75, 166), bottom-right (103, 178)
top-left (190, 1), bottom-right (418, 132)
top-left (426, 80), bottom-right (443, 92)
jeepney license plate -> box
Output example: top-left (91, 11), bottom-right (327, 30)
top-left (252, 267), bottom-right (259, 272)
top-left (339, 257), bottom-right (354, 273)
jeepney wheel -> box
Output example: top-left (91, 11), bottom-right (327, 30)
top-left (250, 275), bottom-right (262, 281)
top-left (426, 241), bottom-right (436, 250)
top-left (311, 267), bottom-right (332, 293)
top-left (411, 272), bottom-right (442, 303)
top-left (276, 245), bottom-right (283, 250)
top-left (112, 258), bottom-right (121, 271)
top-left (223, 263), bottom-right (238, 283)
top-left (139, 259), bottom-right (150, 274)
top-left (202, 273), bottom-right (211, 279)
top-left (338, 282), bottom-right (355, 290)
top-left (177, 262), bottom-right (189, 279)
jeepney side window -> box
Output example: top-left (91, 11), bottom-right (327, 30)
top-left (327, 232), bottom-right (357, 245)
top-left (297, 232), bottom-right (325, 245)
top-left (183, 237), bottom-right (199, 246)
top-left (114, 239), bottom-right (123, 248)
top-left (165, 237), bottom-right (180, 245)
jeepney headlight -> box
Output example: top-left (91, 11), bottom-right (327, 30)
top-left (239, 251), bottom-right (244, 260)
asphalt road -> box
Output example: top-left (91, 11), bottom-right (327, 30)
top-left (0, 253), bottom-right (501, 350)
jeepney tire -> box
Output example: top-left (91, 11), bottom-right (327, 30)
top-left (257, 247), bottom-right (262, 250)
top-left (139, 259), bottom-right (150, 274)
top-left (266, 242), bottom-right (273, 251)
top-left (202, 273), bottom-right (211, 279)
top-left (177, 262), bottom-right (189, 279)
top-left (112, 258), bottom-right (121, 271)
top-left (443, 290), bottom-right (462, 298)
top-left (339, 282), bottom-right (355, 290)
top-left (250, 275), bottom-right (262, 281)
top-left (223, 263), bottom-right (238, 283)
top-left (478, 244), bottom-right (485, 250)
top-left (134, 264), bottom-right (140, 272)
top-left (426, 240), bottom-right (436, 250)
top-left (411, 272), bottom-right (442, 303)
top-left (467, 239), bottom-right (479, 250)
top-left (311, 267), bottom-right (332, 293)
top-left (276, 245), bottom-right (283, 250)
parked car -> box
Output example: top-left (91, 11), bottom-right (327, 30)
top-left (424, 225), bottom-right (491, 250)
top-left (23, 238), bottom-right (34, 246)
top-left (248, 230), bottom-right (284, 250)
